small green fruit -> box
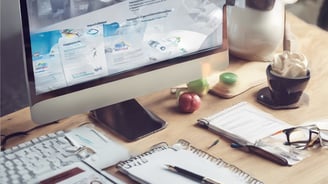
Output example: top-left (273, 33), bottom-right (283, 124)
top-left (187, 78), bottom-right (210, 96)
top-left (220, 72), bottom-right (237, 85)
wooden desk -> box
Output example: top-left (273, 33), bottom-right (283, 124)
top-left (1, 12), bottom-right (328, 184)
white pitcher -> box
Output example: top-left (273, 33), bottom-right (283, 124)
top-left (227, 0), bottom-right (297, 61)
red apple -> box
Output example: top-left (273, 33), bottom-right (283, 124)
top-left (178, 92), bottom-right (201, 113)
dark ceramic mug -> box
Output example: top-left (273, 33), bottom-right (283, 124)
top-left (266, 65), bottom-right (310, 106)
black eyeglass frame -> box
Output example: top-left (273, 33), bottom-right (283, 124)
top-left (282, 125), bottom-right (327, 149)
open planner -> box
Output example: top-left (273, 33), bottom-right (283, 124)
top-left (197, 101), bottom-right (309, 166)
top-left (117, 139), bottom-right (263, 184)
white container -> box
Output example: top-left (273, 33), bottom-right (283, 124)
top-left (227, 0), bottom-right (297, 61)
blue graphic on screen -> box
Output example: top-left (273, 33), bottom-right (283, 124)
top-left (31, 30), bottom-right (62, 61)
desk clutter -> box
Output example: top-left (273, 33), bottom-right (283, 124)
top-left (1, 102), bottom-right (325, 183)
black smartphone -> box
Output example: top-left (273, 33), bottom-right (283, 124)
top-left (90, 99), bottom-right (167, 142)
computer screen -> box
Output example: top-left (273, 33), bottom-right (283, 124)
top-left (20, 0), bottom-right (228, 140)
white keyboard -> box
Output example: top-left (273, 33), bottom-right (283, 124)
top-left (0, 131), bottom-right (81, 183)
top-left (0, 126), bottom-right (129, 184)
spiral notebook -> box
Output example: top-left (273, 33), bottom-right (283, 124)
top-left (117, 139), bottom-right (263, 184)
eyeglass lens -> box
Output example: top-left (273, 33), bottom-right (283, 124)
top-left (288, 127), bottom-right (311, 144)
top-left (319, 129), bottom-right (328, 147)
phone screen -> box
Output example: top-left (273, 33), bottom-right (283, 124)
top-left (90, 99), bottom-right (167, 142)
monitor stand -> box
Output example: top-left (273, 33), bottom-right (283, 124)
top-left (90, 99), bottom-right (167, 142)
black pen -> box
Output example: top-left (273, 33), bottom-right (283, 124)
top-left (165, 164), bottom-right (221, 184)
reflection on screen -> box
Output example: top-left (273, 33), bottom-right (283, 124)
top-left (26, 0), bottom-right (224, 94)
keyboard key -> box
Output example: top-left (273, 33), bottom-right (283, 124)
top-left (33, 164), bottom-right (52, 175)
top-left (12, 158), bottom-right (23, 166)
top-left (5, 153), bottom-right (16, 160)
top-left (4, 160), bottom-right (14, 169)
top-left (31, 138), bottom-right (40, 144)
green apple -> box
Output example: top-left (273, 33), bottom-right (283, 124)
top-left (187, 78), bottom-right (210, 96)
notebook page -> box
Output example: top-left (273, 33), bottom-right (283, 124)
top-left (120, 148), bottom-right (198, 184)
top-left (204, 102), bottom-right (291, 144)
top-left (118, 146), bottom-right (262, 184)
top-left (172, 149), bottom-right (256, 184)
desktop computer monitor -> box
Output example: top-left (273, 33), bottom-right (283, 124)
top-left (19, 0), bottom-right (228, 141)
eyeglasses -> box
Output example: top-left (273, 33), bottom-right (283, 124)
top-left (276, 125), bottom-right (328, 149)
